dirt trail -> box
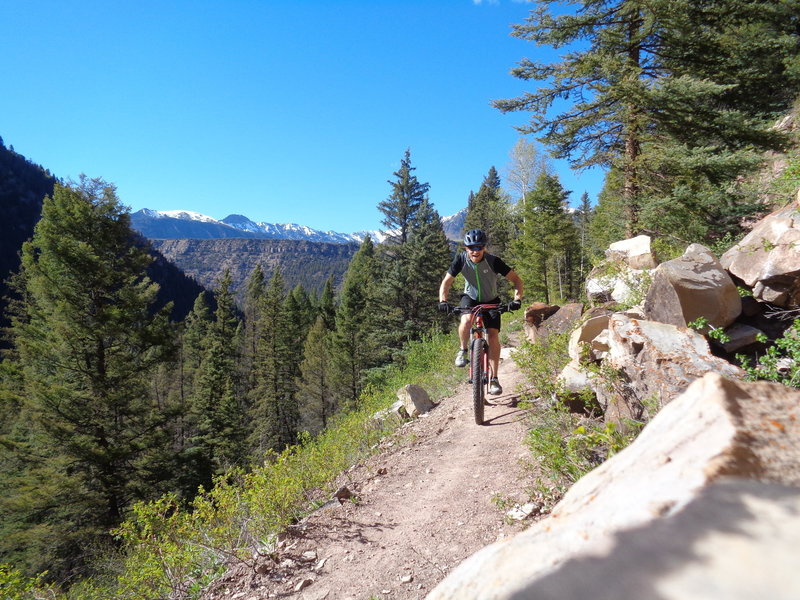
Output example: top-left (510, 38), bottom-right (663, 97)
top-left (203, 345), bottom-right (534, 600)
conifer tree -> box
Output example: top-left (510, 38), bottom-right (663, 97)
top-left (510, 173), bottom-right (577, 303)
top-left (296, 316), bottom-right (335, 434)
top-left (318, 276), bottom-right (337, 331)
top-left (4, 177), bottom-right (176, 581)
top-left (464, 166), bottom-right (512, 255)
top-left (495, 0), bottom-right (800, 239)
top-left (241, 265), bottom-right (266, 392)
top-left (248, 268), bottom-right (298, 454)
top-left (331, 236), bottom-right (381, 408)
top-left (378, 149), bottom-right (430, 244)
top-left (192, 271), bottom-right (245, 480)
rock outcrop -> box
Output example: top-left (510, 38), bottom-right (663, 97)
top-left (643, 243), bottom-right (741, 329)
top-left (427, 373), bottom-right (800, 599)
top-left (150, 238), bottom-right (358, 295)
top-left (721, 197), bottom-right (800, 308)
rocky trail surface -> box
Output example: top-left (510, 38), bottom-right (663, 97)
top-left (201, 344), bottom-right (536, 600)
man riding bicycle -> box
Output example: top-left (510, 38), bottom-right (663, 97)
top-left (438, 229), bottom-right (524, 395)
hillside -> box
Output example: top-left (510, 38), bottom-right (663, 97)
top-left (199, 344), bottom-right (533, 600)
top-left (150, 238), bottom-right (359, 294)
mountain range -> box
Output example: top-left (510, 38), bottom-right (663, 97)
top-left (131, 208), bottom-right (467, 243)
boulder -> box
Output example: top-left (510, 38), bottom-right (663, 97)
top-left (537, 303), bottom-right (584, 339)
top-left (556, 358), bottom-right (593, 395)
top-left (586, 264), bottom-right (651, 305)
top-left (426, 373), bottom-right (800, 600)
top-left (606, 234), bottom-right (658, 270)
top-left (523, 302), bottom-right (560, 343)
top-left (597, 314), bottom-right (743, 422)
top-left (716, 323), bottom-right (764, 354)
top-left (397, 384), bottom-right (435, 417)
top-left (567, 312), bottom-right (611, 360)
top-left (643, 243), bottom-right (741, 329)
top-left (720, 201), bottom-right (800, 307)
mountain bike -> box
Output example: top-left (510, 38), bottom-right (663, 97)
top-left (452, 303), bottom-right (510, 426)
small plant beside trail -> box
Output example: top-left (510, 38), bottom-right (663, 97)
top-left (738, 317), bottom-right (800, 388)
top-left (514, 331), bottom-right (644, 509)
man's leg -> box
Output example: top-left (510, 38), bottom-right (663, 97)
top-left (459, 314), bottom-right (471, 350)
top-left (487, 328), bottom-right (501, 378)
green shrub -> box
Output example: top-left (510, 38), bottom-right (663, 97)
top-left (739, 318), bottom-right (800, 388)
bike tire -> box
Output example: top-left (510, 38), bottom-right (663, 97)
top-left (471, 338), bottom-right (485, 425)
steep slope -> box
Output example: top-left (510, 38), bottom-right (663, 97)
top-left (150, 238), bottom-right (359, 295)
top-left (199, 345), bottom-right (535, 600)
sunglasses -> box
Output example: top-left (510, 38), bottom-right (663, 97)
top-left (466, 245), bottom-right (485, 251)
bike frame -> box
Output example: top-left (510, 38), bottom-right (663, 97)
top-left (457, 303), bottom-right (504, 425)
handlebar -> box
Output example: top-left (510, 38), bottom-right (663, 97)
top-left (449, 302), bottom-right (518, 317)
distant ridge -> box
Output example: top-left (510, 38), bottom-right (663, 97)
top-left (131, 208), bottom-right (465, 244)
top-left (131, 209), bottom-right (388, 244)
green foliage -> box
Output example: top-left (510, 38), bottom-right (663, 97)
top-left (497, 0), bottom-right (800, 240)
top-left (64, 331), bottom-right (460, 600)
top-left (687, 316), bottom-right (731, 344)
top-left (509, 173), bottom-right (580, 303)
top-left (0, 564), bottom-right (51, 600)
top-left (4, 177), bottom-right (178, 583)
top-left (378, 148), bottom-right (429, 244)
top-left (513, 332), bottom-right (571, 401)
top-left (738, 318), bottom-right (800, 387)
top-left (464, 166), bottom-right (513, 255)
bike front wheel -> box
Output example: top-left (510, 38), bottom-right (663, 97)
top-left (471, 338), bottom-right (486, 425)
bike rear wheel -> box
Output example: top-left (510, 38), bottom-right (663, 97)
top-left (471, 338), bottom-right (486, 425)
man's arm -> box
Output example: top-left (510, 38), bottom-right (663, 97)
top-left (439, 273), bottom-right (456, 302)
top-left (506, 270), bottom-right (524, 301)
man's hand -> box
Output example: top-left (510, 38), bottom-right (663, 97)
top-left (438, 301), bottom-right (452, 314)
top-left (507, 299), bottom-right (522, 312)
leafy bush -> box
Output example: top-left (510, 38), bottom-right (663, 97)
top-left (739, 318), bottom-right (800, 388)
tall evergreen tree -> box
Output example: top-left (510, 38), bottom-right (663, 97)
top-left (494, 0), bottom-right (800, 239)
top-left (248, 268), bottom-right (298, 454)
top-left (378, 148), bottom-right (430, 244)
top-left (510, 173), bottom-right (578, 303)
top-left (296, 316), bottom-right (335, 435)
top-left (331, 237), bottom-right (381, 408)
top-left (464, 166), bottom-right (512, 254)
top-left (3, 177), bottom-right (176, 582)
top-left (192, 271), bottom-right (245, 480)
top-left (241, 265), bottom-right (266, 393)
top-left (318, 276), bottom-right (337, 331)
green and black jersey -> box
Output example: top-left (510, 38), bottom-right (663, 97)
top-left (447, 251), bottom-right (512, 303)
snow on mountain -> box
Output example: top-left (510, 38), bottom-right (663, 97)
top-left (158, 210), bottom-right (221, 223)
top-left (131, 209), bottom-right (392, 244)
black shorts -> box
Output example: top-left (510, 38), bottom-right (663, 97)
top-left (459, 295), bottom-right (502, 330)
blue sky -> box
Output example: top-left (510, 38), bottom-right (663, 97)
top-left (1, 0), bottom-right (604, 233)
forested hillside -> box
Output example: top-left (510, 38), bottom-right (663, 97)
top-left (0, 1), bottom-right (798, 598)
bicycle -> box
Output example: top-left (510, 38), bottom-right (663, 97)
top-left (450, 303), bottom-right (512, 426)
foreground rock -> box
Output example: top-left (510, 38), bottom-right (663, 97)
top-left (427, 373), bottom-right (800, 599)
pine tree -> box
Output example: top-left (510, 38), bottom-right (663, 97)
top-left (192, 271), bottom-right (246, 480)
top-left (241, 265), bottom-right (266, 393)
top-left (331, 237), bottom-right (381, 408)
top-left (318, 276), bottom-right (337, 331)
top-left (510, 173), bottom-right (578, 303)
top-left (248, 268), bottom-right (298, 454)
top-left (495, 0), bottom-right (800, 239)
top-left (378, 149), bottom-right (430, 244)
top-left (4, 177), bottom-right (176, 581)
top-left (464, 166), bottom-right (512, 255)
top-left (296, 316), bottom-right (335, 435)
